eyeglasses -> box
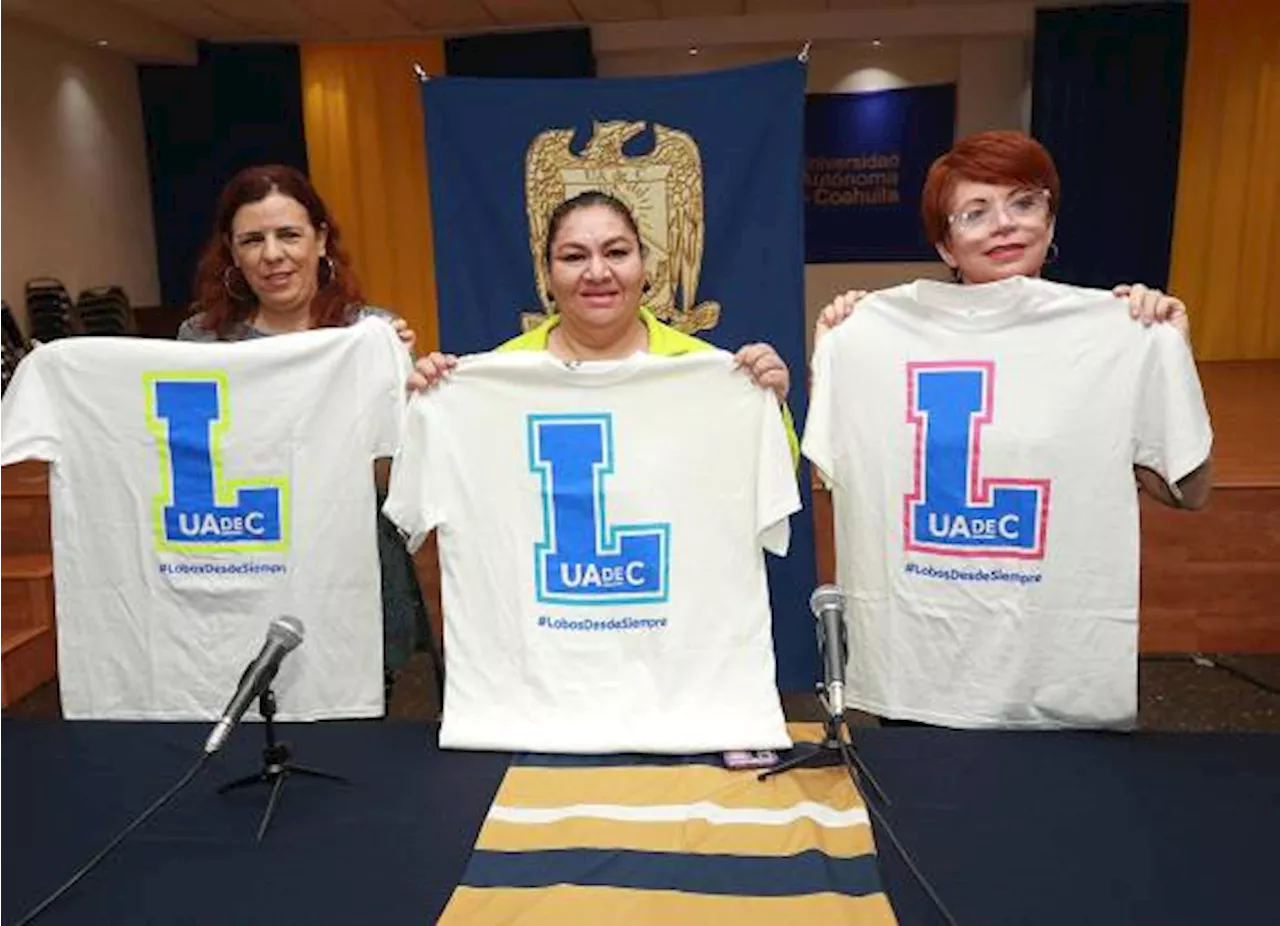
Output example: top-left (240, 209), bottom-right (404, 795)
top-left (948, 189), bottom-right (1052, 234)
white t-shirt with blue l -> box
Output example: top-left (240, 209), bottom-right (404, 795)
top-left (0, 319), bottom-right (409, 720)
top-left (804, 277), bottom-right (1212, 729)
top-left (385, 351), bottom-right (799, 753)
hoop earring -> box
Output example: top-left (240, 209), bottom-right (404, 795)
top-left (319, 255), bottom-right (336, 287)
top-left (1046, 241), bottom-right (1060, 265)
top-left (222, 265), bottom-right (254, 303)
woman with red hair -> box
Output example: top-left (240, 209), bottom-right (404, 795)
top-left (816, 130), bottom-right (1205, 509)
top-left (806, 131), bottom-right (1213, 730)
top-left (179, 164), bottom-right (431, 702)
top-left (819, 130), bottom-right (1186, 334)
top-left (180, 164), bottom-right (410, 342)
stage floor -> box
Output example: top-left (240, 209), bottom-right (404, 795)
top-left (1197, 360), bottom-right (1280, 487)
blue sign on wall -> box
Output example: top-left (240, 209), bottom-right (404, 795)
top-left (805, 84), bottom-right (956, 263)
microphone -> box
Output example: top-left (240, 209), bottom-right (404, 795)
top-left (203, 616), bottom-right (305, 755)
top-left (810, 584), bottom-right (848, 719)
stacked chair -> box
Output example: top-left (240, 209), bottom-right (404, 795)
top-left (24, 278), bottom-right (76, 343)
top-left (2, 301), bottom-right (31, 395)
top-left (75, 286), bottom-right (135, 336)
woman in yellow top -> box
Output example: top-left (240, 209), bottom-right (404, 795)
top-left (411, 191), bottom-right (798, 455)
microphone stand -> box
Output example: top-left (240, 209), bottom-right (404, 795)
top-left (760, 685), bottom-right (959, 926)
top-left (758, 682), bottom-right (889, 806)
top-left (216, 688), bottom-right (349, 841)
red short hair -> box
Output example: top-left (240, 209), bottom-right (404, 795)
top-left (191, 165), bottom-right (363, 337)
top-left (920, 131), bottom-right (1060, 246)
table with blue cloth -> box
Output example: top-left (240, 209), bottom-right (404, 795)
top-left (3, 721), bottom-right (1277, 925)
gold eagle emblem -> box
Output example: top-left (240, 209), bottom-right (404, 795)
top-left (523, 120), bottom-right (720, 335)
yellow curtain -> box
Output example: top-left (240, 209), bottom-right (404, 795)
top-left (301, 40), bottom-right (444, 351)
top-left (1168, 1), bottom-right (1280, 360)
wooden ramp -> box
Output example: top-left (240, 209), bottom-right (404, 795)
top-left (2, 461), bottom-right (56, 706)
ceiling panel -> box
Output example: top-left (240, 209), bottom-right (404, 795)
top-left (657, 0), bottom-right (745, 16)
top-left (824, 0), bottom-right (916, 6)
top-left (7, 0), bottom-right (197, 61)
top-left (195, 0), bottom-right (339, 37)
top-left (481, 0), bottom-right (580, 27)
top-left (570, 0), bottom-right (662, 24)
top-left (297, 0), bottom-right (420, 38)
top-left (745, 0), bottom-right (827, 13)
top-left (115, 0), bottom-right (250, 37)
top-left (391, 0), bottom-right (497, 31)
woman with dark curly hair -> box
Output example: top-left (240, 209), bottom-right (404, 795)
top-left (179, 164), bottom-right (433, 704)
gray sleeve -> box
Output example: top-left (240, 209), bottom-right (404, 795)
top-left (352, 305), bottom-right (416, 359)
top-left (176, 313), bottom-right (217, 342)
top-left (351, 305), bottom-right (402, 326)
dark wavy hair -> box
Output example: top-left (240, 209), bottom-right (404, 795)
top-left (190, 165), bottom-right (363, 337)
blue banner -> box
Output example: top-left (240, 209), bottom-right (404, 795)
top-left (422, 59), bottom-right (819, 690)
top-left (804, 84), bottom-right (956, 263)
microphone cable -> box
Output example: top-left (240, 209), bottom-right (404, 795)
top-left (809, 586), bottom-right (959, 921)
top-left (14, 752), bottom-right (212, 926)
top-left (835, 722), bottom-right (961, 926)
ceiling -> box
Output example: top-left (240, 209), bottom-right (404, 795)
top-left (111, 0), bottom-right (1023, 41)
top-left (2, 0), bottom-right (1164, 62)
